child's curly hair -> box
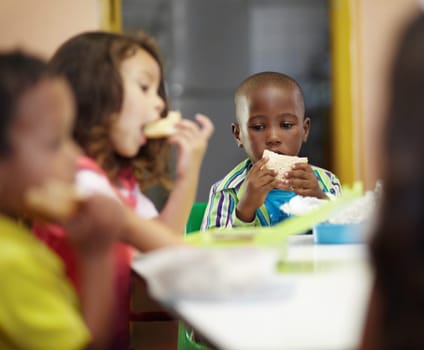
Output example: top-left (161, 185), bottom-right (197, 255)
top-left (49, 31), bottom-right (172, 191)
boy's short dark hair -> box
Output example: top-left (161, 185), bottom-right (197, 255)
top-left (234, 71), bottom-right (305, 122)
top-left (0, 51), bottom-right (47, 155)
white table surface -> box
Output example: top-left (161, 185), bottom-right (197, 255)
top-left (170, 235), bottom-right (372, 350)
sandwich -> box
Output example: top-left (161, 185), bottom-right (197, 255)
top-left (144, 111), bottom-right (182, 138)
top-left (263, 149), bottom-right (308, 179)
top-left (25, 179), bottom-right (86, 220)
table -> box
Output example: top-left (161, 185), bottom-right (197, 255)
top-left (134, 235), bottom-right (372, 350)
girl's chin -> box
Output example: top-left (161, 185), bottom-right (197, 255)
top-left (117, 145), bottom-right (141, 158)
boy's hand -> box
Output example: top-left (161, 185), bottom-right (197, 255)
top-left (281, 163), bottom-right (327, 199)
top-left (168, 114), bottom-right (214, 178)
top-left (63, 195), bottom-right (124, 255)
top-left (236, 157), bottom-right (282, 222)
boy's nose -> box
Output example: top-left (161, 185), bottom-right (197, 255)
top-left (265, 128), bottom-right (282, 146)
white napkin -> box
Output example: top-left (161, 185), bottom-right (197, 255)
top-left (280, 195), bottom-right (328, 216)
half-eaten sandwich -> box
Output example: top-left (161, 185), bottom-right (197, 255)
top-left (263, 149), bottom-right (308, 179)
top-left (144, 111), bottom-right (182, 138)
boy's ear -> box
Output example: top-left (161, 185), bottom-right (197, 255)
top-left (231, 122), bottom-right (243, 147)
top-left (302, 116), bottom-right (311, 142)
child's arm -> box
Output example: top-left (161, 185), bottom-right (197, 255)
top-left (236, 157), bottom-right (281, 222)
top-left (63, 195), bottom-right (122, 349)
top-left (76, 166), bottom-right (183, 250)
top-left (201, 183), bottom-right (236, 230)
top-left (158, 114), bottom-right (213, 233)
top-left (121, 204), bottom-right (184, 250)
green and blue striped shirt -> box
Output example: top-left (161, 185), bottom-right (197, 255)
top-left (201, 158), bottom-right (342, 230)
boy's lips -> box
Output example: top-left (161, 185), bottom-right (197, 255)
top-left (267, 148), bottom-right (284, 155)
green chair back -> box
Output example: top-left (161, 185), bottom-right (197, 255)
top-left (179, 202), bottom-right (210, 350)
top-left (185, 202), bottom-right (207, 234)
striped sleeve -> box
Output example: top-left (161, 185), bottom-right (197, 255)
top-left (201, 159), bottom-right (269, 230)
top-left (312, 167), bottom-right (342, 197)
top-left (201, 182), bottom-right (237, 230)
top-left (201, 184), bottom-right (261, 230)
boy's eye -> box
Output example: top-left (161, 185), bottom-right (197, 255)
top-left (281, 122), bottom-right (294, 129)
top-left (249, 124), bottom-right (265, 131)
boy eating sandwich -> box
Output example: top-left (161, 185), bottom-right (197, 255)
top-left (202, 72), bottom-right (342, 229)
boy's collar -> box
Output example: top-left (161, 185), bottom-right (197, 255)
top-left (214, 158), bottom-right (252, 192)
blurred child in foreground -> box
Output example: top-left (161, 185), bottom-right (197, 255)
top-left (360, 13), bottom-right (424, 350)
top-left (0, 51), bottom-right (121, 349)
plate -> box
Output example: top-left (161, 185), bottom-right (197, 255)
top-left (132, 246), bottom-right (280, 302)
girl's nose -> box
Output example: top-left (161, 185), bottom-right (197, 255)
top-left (155, 94), bottom-right (165, 116)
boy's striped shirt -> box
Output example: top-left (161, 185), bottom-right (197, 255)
top-left (201, 158), bottom-right (342, 230)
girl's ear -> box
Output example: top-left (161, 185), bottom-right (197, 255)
top-left (302, 116), bottom-right (311, 143)
top-left (231, 122), bottom-right (243, 147)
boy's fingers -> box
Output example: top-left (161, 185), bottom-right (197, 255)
top-left (291, 162), bottom-right (311, 171)
top-left (252, 157), bottom-right (269, 172)
top-left (271, 178), bottom-right (286, 190)
top-left (286, 178), bottom-right (309, 189)
top-left (284, 169), bottom-right (309, 180)
top-left (254, 168), bottom-right (277, 180)
top-left (294, 188), bottom-right (312, 196)
top-left (248, 173), bottom-right (276, 190)
top-left (275, 182), bottom-right (290, 190)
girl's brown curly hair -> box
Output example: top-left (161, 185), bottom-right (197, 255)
top-left (49, 31), bottom-right (172, 190)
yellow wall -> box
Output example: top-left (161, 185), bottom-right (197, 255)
top-left (354, 0), bottom-right (419, 188)
top-left (0, 0), bottom-right (101, 58)
top-left (329, 0), bottom-right (355, 186)
top-left (331, 0), bottom-right (419, 189)
top-left (98, 0), bottom-right (122, 32)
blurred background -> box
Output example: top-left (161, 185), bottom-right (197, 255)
top-left (0, 0), bottom-right (419, 202)
top-left (122, 0), bottom-right (331, 203)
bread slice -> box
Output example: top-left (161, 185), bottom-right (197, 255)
top-left (263, 149), bottom-right (308, 179)
top-left (144, 111), bottom-right (182, 138)
top-left (25, 179), bottom-right (86, 220)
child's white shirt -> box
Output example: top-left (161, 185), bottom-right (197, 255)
top-left (76, 169), bottom-right (159, 218)
top-left (119, 185), bottom-right (159, 219)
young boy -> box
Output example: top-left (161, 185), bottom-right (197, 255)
top-left (0, 51), bottom-right (123, 349)
top-left (202, 72), bottom-right (341, 229)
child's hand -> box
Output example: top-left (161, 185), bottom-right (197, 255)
top-left (167, 114), bottom-right (214, 178)
top-left (281, 163), bottom-right (327, 199)
top-left (236, 157), bottom-right (282, 222)
top-left (63, 195), bottom-right (124, 255)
